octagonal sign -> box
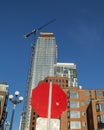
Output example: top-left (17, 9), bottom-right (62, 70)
top-left (31, 82), bottom-right (67, 118)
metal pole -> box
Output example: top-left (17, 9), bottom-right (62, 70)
top-left (5, 121), bottom-right (10, 130)
top-left (9, 104), bottom-right (16, 130)
top-left (47, 82), bottom-right (52, 130)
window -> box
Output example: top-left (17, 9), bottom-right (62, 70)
top-left (56, 79), bottom-right (58, 82)
top-left (0, 101), bottom-right (1, 114)
top-left (96, 104), bottom-right (104, 112)
top-left (70, 121), bottom-right (81, 129)
top-left (33, 112), bottom-right (35, 115)
top-left (97, 115), bottom-right (104, 123)
top-left (82, 112), bottom-right (86, 116)
top-left (81, 102), bottom-right (85, 106)
top-left (67, 121), bottom-right (70, 129)
top-left (67, 102), bottom-right (70, 108)
top-left (68, 101), bottom-right (79, 108)
top-left (82, 122), bottom-right (86, 126)
top-left (97, 115), bottom-right (100, 123)
top-left (100, 104), bottom-right (104, 111)
top-left (32, 122), bottom-right (34, 125)
top-left (86, 98), bottom-right (90, 104)
top-left (0, 96), bottom-right (3, 114)
top-left (33, 117), bottom-right (35, 120)
top-left (66, 80), bottom-right (68, 83)
top-left (66, 85), bottom-right (68, 87)
top-left (32, 127), bottom-right (34, 130)
top-left (96, 104), bottom-right (100, 112)
top-left (67, 111), bottom-right (80, 118)
top-left (96, 91), bottom-right (103, 96)
top-left (69, 92), bottom-right (79, 98)
top-left (67, 111), bottom-right (70, 118)
top-left (0, 96), bottom-right (3, 101)
top-left (86, 91), bottom-right (90, 96)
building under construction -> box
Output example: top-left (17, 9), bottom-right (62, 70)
top-left (19, 32), bottom-right (104, 130)
top-left (21, 32), bottom-right (57, 130)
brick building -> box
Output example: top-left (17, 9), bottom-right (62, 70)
top-left (29, 76), bottom-right (104, 130)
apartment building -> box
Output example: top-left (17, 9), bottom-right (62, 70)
top-left (30, 76), bottom-right (104, 130)
top-left (87, 91), bottom-right (104, 130)
top-left (54, 63), bottom-right (78, 87)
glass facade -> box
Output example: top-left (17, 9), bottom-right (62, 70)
top-left (23, 33), bottom-right (57, 130)
top-left (31, 33), bottom-right (57, 89)
top-left (54, 63), bottom-right (78, 87)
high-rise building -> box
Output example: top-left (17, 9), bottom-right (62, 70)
top-left (22, 32), bottom-right (57, 130)
top-left (19, 31), bottom-right (104, 130)
top-left (54, 63), bottom-right (78, 87)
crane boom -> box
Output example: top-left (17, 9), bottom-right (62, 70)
top-left (24, 19), bottom-right (56, 39)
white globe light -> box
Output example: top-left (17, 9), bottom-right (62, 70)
top-left (15, 91), bottom-right (19, 96)
top-left (9, 95), bottom-right (13, 99)
top-left (19, 96), bottom-right (23, 101)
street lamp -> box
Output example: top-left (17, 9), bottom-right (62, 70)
top-left (9, 91), bottom-right (23, 130)
top-left (5, 121), bottom-right (10, 130)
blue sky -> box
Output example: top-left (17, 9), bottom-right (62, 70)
top-left (0, 0), bottom-right (104, 130)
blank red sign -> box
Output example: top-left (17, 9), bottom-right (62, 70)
top-left (31, 82), bottom-right (67, 118)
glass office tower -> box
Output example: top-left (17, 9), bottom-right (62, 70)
top-left (22, 32), bottom-right (57, 130)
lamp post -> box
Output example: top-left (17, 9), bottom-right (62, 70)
top-left (9, 91), bottom-right (23, 130)
top-left (5, 121), bottom-right (10, 130)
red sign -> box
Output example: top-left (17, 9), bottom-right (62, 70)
top-left (31, 82), bottom-right (67, 118)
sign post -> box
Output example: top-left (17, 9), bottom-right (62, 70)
top-left (36, 117), bottom-right (60, 130)
top-left (47, 82), bottom-right (52, 130)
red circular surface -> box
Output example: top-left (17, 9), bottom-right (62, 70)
top-left (31, 82), bottom-right (67, 118)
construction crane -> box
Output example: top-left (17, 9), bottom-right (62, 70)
top-left (24, 19), bottom-right (56, 39)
